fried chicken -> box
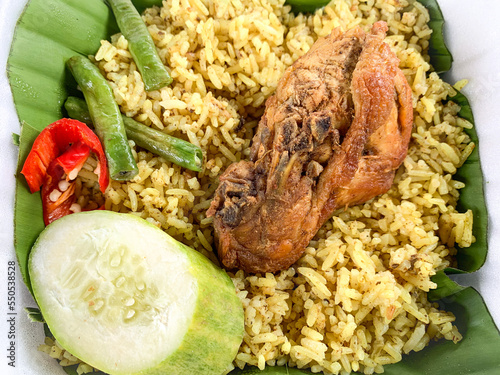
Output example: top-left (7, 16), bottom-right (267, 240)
top-left (207, 21), bottom-right (413, 273)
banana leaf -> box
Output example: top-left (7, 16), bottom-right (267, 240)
top-left (14, 122), bottom-right (43, 294)
top-left (230, 275), bottom-right (500, 375)
top-left (7, 0), bottom-right (498, 374)
top-left (415, 1), bottom-right (488, 274)
top-left (446, 90), bottom-right (488, 273)
top-left (417, 0), bottom-right (453, 73)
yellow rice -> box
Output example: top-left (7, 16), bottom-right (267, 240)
top-left (47, 0), bottom-right (475, 374)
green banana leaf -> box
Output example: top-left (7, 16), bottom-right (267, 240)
top-left (230, 275), bottom-right (500, 375)
top-left (416, 1), bottom-right (487, 274)
top-left (417, 0), bottom-right (453, 73)
top-left (447, 90), bottom-right (488, 273)
top-left (7, 0), bottom-right (497, 374)
top-left (14, 122), bottom-right (43, 294)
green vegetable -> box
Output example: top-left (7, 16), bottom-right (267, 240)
top-left (64, 97), bottom-right (93, 125)
top-left (65, 96), bottom-right (203, 172)
top-left (67, 55), bottom-right (138, 181)
top-left (284, 0), bottom-right (330, 13)
top-left (107, 0), bottom-right (172, 91)
top-left (29, 211), bottom-right (244, 375)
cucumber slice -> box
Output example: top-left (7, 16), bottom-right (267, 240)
top-left (29, 211), bottom-right (244, 375)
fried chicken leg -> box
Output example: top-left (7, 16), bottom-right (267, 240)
top-left (207, 22), bottom-right (413, 273)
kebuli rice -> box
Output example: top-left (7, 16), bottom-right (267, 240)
top-left (40, 0), bottom-right (474, 374)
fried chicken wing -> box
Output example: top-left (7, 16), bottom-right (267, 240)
top-left (207, 22), bottom-right (413, 273)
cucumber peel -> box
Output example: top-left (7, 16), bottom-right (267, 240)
top-left (29, 211), bottom-right (244, 375)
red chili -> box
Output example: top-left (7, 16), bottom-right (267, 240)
top-left (21, 119), bottom-right (109, 225)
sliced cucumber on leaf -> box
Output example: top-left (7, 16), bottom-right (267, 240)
top-left (29, 211), bottom-right (244, 375)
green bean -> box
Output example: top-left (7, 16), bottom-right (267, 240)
top-left (284, 0), bottom-right (331, 13)
top-left (65, 97), bottom-right (204, 172)
top-left (108, 0), bottom-right (172, 91)
top-left (65, 97), bottom-right (93, 126)
top-left (67, 55), bottom-right (138, 181)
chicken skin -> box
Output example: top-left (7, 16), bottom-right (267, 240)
top-left (207, 22), bottom-right (413, 273)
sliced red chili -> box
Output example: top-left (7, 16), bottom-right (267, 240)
top-left (55, 141), bottom-right (92, 180)
top-left (41, 161), bottom-right (76, 225)
top-left (21, 119), bottom-right (109, 225)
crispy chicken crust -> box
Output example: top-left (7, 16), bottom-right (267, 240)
top-left (207, 22), bottom-right (413, 273)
